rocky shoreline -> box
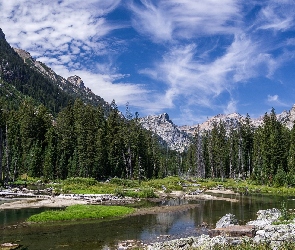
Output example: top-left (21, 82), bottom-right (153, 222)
top-left (142, 208), bottom-right (295, 250)
top-left (0, 187), bottom-right (239, 210)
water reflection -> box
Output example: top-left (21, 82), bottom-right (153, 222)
top-left (0, 194), bottom-right (293, 249)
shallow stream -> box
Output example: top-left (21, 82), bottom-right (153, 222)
top-left (0, 193), bottom-right (294, 249)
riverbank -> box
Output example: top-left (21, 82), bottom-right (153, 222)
top-left (0, 187), bottom-right (239, 211)
top-left (142, 208), bottom-right (295, 250)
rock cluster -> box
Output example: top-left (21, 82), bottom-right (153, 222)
top-left (215, 213), bottom-right (238, 228)
top-left (146, 208), bottom-right (295, 250)
top-left (277, 104), bottom-right (295, 129)
top-left (67, 75), bottom-right (85, 89)
top-left (247, 208), bottom-right (281, 228)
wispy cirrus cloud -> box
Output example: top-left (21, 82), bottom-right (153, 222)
top-left (0, 0), bottom-right (154, 107)
top-left (267, 95), bottom-right (289, 107)
top-left (256, 1), bottom-right (295, 31)
top-left (129, 0), bottom-right (241, 42)
top-left (0, 0), bottom-right (122, 62)
top-left (141, 34), bottom-right (279, 112)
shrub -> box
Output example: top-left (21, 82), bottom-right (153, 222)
top-left (274, 169), bottom-right (287, 187)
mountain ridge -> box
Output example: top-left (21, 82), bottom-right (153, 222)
top-left (141, 105), bottom-right (295, 152)
top-left (13, 47), bottom-right (110, 113)
top-left (2, 27), bottom-right (295, 153)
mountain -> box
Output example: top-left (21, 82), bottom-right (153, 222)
top-left (139, 113), bottom-right (191, 152)
top-left (0, 28), bottom-right (110, 114)
top-left (2, 27), bottom-right (295, 153)
top-left (277, 104), bottom-right (295, 129)
top-left (141, 106), bottom-right (295, 152)
top-left (13, 48), bottom-right (110, 112)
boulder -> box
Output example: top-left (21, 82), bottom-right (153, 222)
top-left (247, 208), bottom-right (281, 229)
top-left (215, 213), bottom-right (238, 228)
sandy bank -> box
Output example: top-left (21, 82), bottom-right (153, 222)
top-left (0, 197), bottom-right (88, 210)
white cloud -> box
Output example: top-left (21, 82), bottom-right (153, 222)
top-left (267, 95), bottom-right (289, 107)
top-left (0, 0), bottom-right (123, 61)
top-left (129, 0), bottom-right (240, 42)
top-left (224, 100), bottom-right (237, 114)
top-left (0, 0), bottom-right (161, 114)
top-left (141, 34), bottom-right (279, 113)
top-left (256, 2), bottom-right (295, 31)
top-left (52, 65), bottom-right (150, 106)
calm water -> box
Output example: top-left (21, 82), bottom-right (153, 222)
top-left (0, 194), bottom-right (293, 249)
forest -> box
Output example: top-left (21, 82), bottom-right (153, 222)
top-left (0, 97), bottom-right (183, 184)
top-left (1, 91), bottom-right (295, 188)
top-left (185, 108), bottom-right (295, 187)
top-left (1, 28), bottom-right (295, 187)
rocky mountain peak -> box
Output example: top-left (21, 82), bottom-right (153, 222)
top-left (13, 48), bottom-right (31, 60)
top-left (67, 75), bottom-right (85, 89)
top-left (140, 113), bottom-right (191, 152)
top-left (277, 104), bottom-right (295, 129)
top-left (145, 105), bottom-right (295, 152)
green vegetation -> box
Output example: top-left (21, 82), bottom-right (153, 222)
top-left (195, 178), bottom-right (295, 196)
top-left (27, 204), bottom-right (135, 222)
top-left (2, 24), bottom-right (295, 191)
top-left (272, 201), bottom-right (295, 225)
top-left (202, 240), bottom-right (295, 250)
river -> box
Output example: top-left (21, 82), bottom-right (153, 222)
top-left (0, 193), bottom-right (294, 249)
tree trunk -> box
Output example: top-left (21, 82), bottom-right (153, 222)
top-left (5, 124), bottom-right (9, 184)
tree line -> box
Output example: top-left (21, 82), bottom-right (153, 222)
top-left (183, 108), bottom-right (295, 187)
top-left (0, 98), bottom-right (182, 184)
top-left (1, 92), bottom-right (295, 187)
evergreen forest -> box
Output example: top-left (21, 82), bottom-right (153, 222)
top-left (1, 28), bottom-right (295, 187)
top-left (185, 109), bottom-right (295, 187)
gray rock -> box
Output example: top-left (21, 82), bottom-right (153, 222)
top-left (215, 213), bottom-right (238, 228)
top-left (247, 208), bottom-right (281, 229)
top-left (140, 113), bottom-right (191, 152)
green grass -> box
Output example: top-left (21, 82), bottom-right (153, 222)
top-left (27, 204), bottom-right (135, 222)
top-left (15, 175), bottom-right (295, 198)
top-left (193, 178), bottom-right (295, 196)
top-left (115, 187), bottom-right (158, 198)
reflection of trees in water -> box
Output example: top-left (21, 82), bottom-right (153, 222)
top-left (194, 194), bottom-right (288, 229)
top-left (2, 195), bottom-right (293, 249)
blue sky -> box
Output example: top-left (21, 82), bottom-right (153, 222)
top-left (1, 0), bottom-right (295, 125)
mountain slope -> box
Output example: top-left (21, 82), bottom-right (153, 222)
top-left (0, 28), bottom-right (110, 114)
top-left (13, 48), bottom-right (110, 112)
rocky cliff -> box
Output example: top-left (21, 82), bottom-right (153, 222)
top-left (277, 104), bottom-right (295, 129)
top-left (142, 106), bottom-right (295, 152)
top-left (139, 113), bottom-right (191, 152)
top-left (13, 48), bottom-right (110, 112)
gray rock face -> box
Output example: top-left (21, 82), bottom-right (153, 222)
top-left (67, 75), bottom-right (85, 89)
top-left (12, 46), bottom-right (109, 111)
top-left (142, 104), bottom-right (295, 153)
top-left (277, 104), bottom-right (295, 129)
top-left (215, 213), bottom-right (238, 228)
top-left (247, 208), bottom-right (281, 229)
top-left (139, 113), bottom-right (191, 152)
